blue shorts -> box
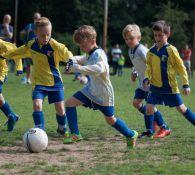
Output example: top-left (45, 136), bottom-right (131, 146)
top-left (0, 82), bottom-right (3, 93)
top-left (147, 92), bottom-right (183, 107)
top-left (134, 88), bottom-right (148, 101)
top-left (73, 91), bottom-right (114, 116)
top-left (32, 89), bottom-right (64, 104)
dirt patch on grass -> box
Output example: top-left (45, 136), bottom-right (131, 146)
top-left (0, 136), bottom-right (161, 174)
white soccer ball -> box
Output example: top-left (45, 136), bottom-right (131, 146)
top-left (23, 128), bottom-right (48, 153)
top-left (79, 76), bottom-right (88, 84)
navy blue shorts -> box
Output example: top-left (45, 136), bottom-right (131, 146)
top-left (32, 89), bottom-right (64, 104)
top-left (73, 91), bottom-right (114, 116)
top-left (0, 81), bottom-right (3, 93)
top-left (134, 88), bottom-right (148, 101)
top-left (147, 92), bottom-right (183, 107)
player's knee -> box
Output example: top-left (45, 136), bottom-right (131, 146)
top-left (56, 108), bottom-right (65, 116)
top-left (146, 106), bottom-right (154, 115)
top-left (105, 116), bottom-right (116, 125)
top-left (176, 104), bottom-right (187, 114)
top-left (33, 102), bottom-right (42, 111)
top-left (132, 100), bottom-right (140, 109)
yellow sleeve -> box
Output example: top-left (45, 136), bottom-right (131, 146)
top-left (172, 47), bottom-right (189, 85)
top-left (145, 52), bottom-right (152, 80)
top-left (2, 44), bottom-right (31, 60)
top-left (0, 39), bottom-right (17, 53)
top-left (58, 43), bottom-right (73, 63)
top-left (14, 59), bottom-right (23, 72)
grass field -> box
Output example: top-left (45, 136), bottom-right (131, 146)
top-left (0, 68), bottom-right (195, 175)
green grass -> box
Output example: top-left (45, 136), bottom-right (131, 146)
top-left (0, 68), bottom-right (195, 175)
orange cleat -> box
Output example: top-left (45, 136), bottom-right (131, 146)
top-left (154, 128), bottom-right (171, 139)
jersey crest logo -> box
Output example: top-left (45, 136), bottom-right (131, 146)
top-left (161, 55), bottom-right (168, 62)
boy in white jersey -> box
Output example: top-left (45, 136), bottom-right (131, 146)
top-left (122, 24), bottom-right (171, 138)
top-left (65, 25), bottom-right (138, 149)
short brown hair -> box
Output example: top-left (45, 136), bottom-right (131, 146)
top-left (73, 25), bottom-right (97, 44)
top-left (152, 20), bottom-right (170, 34)
top-left (35, 17), bottom-right (51, 31)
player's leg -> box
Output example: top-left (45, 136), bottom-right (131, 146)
top-left (0, 80), bottom-right (20, 131)
top-left (96, 104), bottom-right (138, 148)
top-left (48, 90), bottom-right (67, 135)
top-left (32, 90), bottom-right (46, 130)
top-left (64, 91), bottom-right (84, 143)
top-left (176, 104), bottom-right (195, 125)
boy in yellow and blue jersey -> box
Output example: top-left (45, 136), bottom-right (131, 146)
top-left (0, 39), bottom-right (22, 131)
top-left (143, 20), bottom-right (195, 137)
top-left (122, 24), bottom-right (171, 139)
top-left (1, 17), bottom-right (73, 134)
top-left (65, 25), bottom-right (138, 149)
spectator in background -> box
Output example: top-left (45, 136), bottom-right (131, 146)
top-left (181, 44), bottom-right (192, 78)
top-left (111, 43), bottom-right (122, 75)
top-left (0, 14), bottom-right (13, 42)
top-left (20, 12), bottom-right (41, 84)
top-left (0, 14), bottom-right (14, 72)
top-left (117, 54), bottom-right (125, 76)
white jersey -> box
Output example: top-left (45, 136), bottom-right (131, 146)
top-left (72, 48), bottom-right (114, 106)
top-left (111, 48), bottom-right (122, 62)
top-left (128, 44), bottom-right (148, 91)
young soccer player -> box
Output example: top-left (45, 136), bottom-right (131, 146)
top-left (143, 20), bottom-right (195, 136)
top-left (1, 17), bottom-right (73, 134)
top-left (122, 24), bottom-right (171, 138)
top-left (65, 25), bottom-right (138, 149)
top-left (0, 39), bottom-right (22, 131)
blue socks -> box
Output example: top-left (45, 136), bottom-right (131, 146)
top-left (66, 107), bottom-right (79, 134)
top-left (56, 114), bottom-right (66, 133)
top-left (139, 104), bottom-right (168, 129)
top-left (0, 102), bottom-right (17, 120)
top-left (144, 114), bottom-right (154, 133)
top-left (32, 111), bottom-right (45, 130)
top-left (112, 118), bottom-right (135, 138)
top-left (184, 108), bottom-right (195, 125)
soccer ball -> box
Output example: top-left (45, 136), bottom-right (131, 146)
top-left (23, 128), bottom-right (48, 153)
top-left (79, 76), bottom-right (88, 84)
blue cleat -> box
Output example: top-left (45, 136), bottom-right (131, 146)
top-left (5, 114), bottom-right (20, 132)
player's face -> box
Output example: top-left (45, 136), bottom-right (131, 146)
top-left (124, 32), bottom-right (140, 48)
top-left (153, 31), bottom-right (169, 48)
top-left (79, 40), bottom-right (96, 53)
top-left (36, 25), bottom-right (52, 45)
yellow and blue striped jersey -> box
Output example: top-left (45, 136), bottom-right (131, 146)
top-left (145, 43), bottom-right (189, 94)
top-left (3, 38), bottom-right (73, 90)
top-left (0, 39), bottom-right (23, 82)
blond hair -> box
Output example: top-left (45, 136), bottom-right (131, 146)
top-left (35, 17), bottom-right (51, 31)
top-left (73, 25), bottom-right (97, 44)
top-left (122, 24), bottom-right (141, 39)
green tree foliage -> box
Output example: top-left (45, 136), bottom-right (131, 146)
top-left (155, 1), bottom-right (189, 50)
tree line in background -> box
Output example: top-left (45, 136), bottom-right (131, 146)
top-left (0, 0), bottom-right (194, 65)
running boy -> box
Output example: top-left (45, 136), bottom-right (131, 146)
top-left (122, 24), bottom-right (171, 138)
top-left (65, 25), bottom-right (138, 149)
top-left (143, 20), bottom-right (195, 136)
top-left (1, 17), bottom-right (73, 134)
top-left (0, 39), bottom-right (22, 131)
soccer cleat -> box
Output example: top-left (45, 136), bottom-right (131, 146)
top-left (126, 130), bottom-right (138, 149)
top-left (5, 115), bottom-right (20, 132)
top-left (63, 133), bottom-right (83, 144)
top-left (153, 121), bottom-right (159, 132)
top-left (138, 130), bottom-right (153, 139)
top-left (153, 128), bottom-right (171, 139)
top-left (57, 127), bottom-right (66, 135)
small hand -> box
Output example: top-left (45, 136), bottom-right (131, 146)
top-left (183, 85), bottom-right (191, 95)
top-left (131, 71), bottom-right (138, 82)
top-left (143, 78), bottom-right (150, 89)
